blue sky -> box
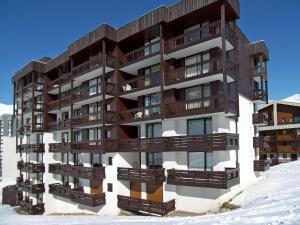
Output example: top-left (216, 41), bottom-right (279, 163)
top-left (0, 0), bottom-right (299, 104)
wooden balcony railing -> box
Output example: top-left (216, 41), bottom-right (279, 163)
top-left (47, 100), bottom-right (59, 111)
top-left (253, 136), bottom-right (269, 148)
top-left (254, 160), bottom-right (270, 172)
top-left (20, 197), bottom-right (44, 215)
top-left (119, 104), bottom-right (161, 123)
top-left (73, 54), bottom-right (116, 78)
top-left (120, 72), bottom-right (161, 94)
top-left (253, 90), bottom-right (267, 102)
top-left (20, 181), bottom-right (45, 194)
top-left (72, 140), bottom-right (103, 153)
top-left (252, 113), bottom-right (268, 125)
top-left (107, 133), bottom-right (239, 153)
top-left (165, 21), bottom-right (236, 53)
top-left (167, 167), bottom-right (240, 189)
top-left (49, 183), bottom-right (106, 207)
top-left (165, 95), bottom-right (238, 118)
top-left (2, 185), bottom-right (23, 206)
top-left (117, 167), bottom-right (165, 184)
top-left (46, 72), bottom-right (72, 91)
top-left (252, 65), bottom-right (267, 79)
top-left (119, 40), bottom-right (160, 66)
top-left (17, 144), bottom-right (45, 153)
top-left (117, 195), bottom-right (175, 216)
top-left (17, 161), bottom-right (45, 173)
top-left (48, 163), bottom-right (105, 181)
top-left (49, 142), bottom-right (72, 153)
top-left (21, 123), bottom-right (44, 133)
top-left (48, 119), bottom-right (71, 131)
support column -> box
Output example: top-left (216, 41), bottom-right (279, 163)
top-left (102, 39), bottom-right (106, 153)
top-left (160, 23), bottom-right (165, 120)
top-left (31, 71), bottom-right (35, 131)
top-left (221, 4), bottom-right (228, 113)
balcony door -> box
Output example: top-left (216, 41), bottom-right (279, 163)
top-left (89, 77), bottom-right (101, 96)
top-left (185, 52), bottom-right (210, 78)
top-left (188, 152), bottom-right (213, 171)
top-left (144, 93), bottom-right (161, 117)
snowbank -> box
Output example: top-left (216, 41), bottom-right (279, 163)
top-left (0, 161), bottom-right (300, 225)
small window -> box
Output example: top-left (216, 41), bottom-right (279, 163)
top-left (270, 154), bottom-right (274, 159)
top-left (107, 183), bottom-right (113, 192)
top-left (108, 157), bottom-right (113, 166)
top-left (283, 154), bottom-right (287, 159)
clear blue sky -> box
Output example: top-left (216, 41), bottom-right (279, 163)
top-left (0, 0), bottom-right (299, 104)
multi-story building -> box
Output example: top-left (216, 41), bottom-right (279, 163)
top-left (3, 0), bottom-right (270, 216)
top-left (256, 100), bottom-right (300, 164)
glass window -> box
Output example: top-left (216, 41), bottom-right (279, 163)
top-left (73, 131), bottom-right (82, 142)
top-left (186, 86), bottom-right (202, 100)
top-left (146, 123), bottom-right (162, 138)
top-left (188, 152), bottom-right (213, 171)
top-left (187, 117), bottom-right (212, 135)
top-left (147, 152), bottom-right (162, 168)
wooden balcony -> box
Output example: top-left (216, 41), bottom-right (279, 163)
top-left (22, 82), bottom-right (44, 96)
top-left (117, 195), bottom-right (175, 216)
top-left (46, 72), bottom-right (72, 92)
top-left (22, 103), bottom-right (44, 114)
top-left (20, 197), bottom-right (44, 215)
top-left (48, 119), bottom-right (71, 131)
top-left (17, 161), bottom-right (45, 173)
top-left (107, 133), bottom-right (239, 153)
top-left (277, 145), bottom-right (300, 153)
top-left (49, 142), bottom-right (72, 153)
top-left (17, 144), bottom-right (45, 153)
top-left (73, 83), bottom-right (116, 103)
top-left (119, 40), bottom-right (160, 67)
top-left (253, 136), bottom-right (269, 148)
top-left (49, 163), bottom-right (105, 181)
top-left (47, 95), bottom-right (71, 111)
top-left (167, 168), bottom-right (240, 189)
top-left (49, 183), bottom-right (106, 207)
top-left (72, 54), bottom-right (116, 78)
top-left (120, 72), bottom-right (160, 95)
top-left (21, 123), bottom-right (44, 133)
top-left (119, 105), bottom-right (161, 123)
top-left (20, 181), bottom-right (45, 194)
top-left (254, 160), bottom-right (270, 172)
top-left (253, 90), bottom-right (267, 102)
top-left (165, 57), bottom-right (237, 86)
top-left (165, 95), bottom-right (238, 118)
top-left (2, 185), bottom-right (23, 206)
top-left (72, 111), bottom-right (118, 127)
top-left (117, 167), bottom-right (165, 184)
top-left (252, 65), bottom-right (267, 80)
top-left (165, 21), bottom-right (236, 53)
top-left (252, 113), bottom-right (268, 126)
top-left (72, 140), bottom-right (103, 153)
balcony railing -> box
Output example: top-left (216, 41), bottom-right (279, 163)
top-left (73, 54), bottom-right (116, 78)
top-left (2, 185), bottom-right (22, 206)
top-left (167, 167), bottom-right (240, 189)
top-left (253, 90), bottom-right (267, 102)
top-left (165, 21), bottom-right (236, 53)
top-left (119, 104), bottom-right (161, 123)
top-left (20, 197), bottom-right (44, 215)
top-left (17, 144), bottom-right (45, 153)
top-left (252, 113), bottom-right (268, 125)
top-left (254, 160), bottom-right (270, 172)
top-left (17, 161), bottom-right (45, 173)
top-left (48, 163), bottom-right (105, 181)
top-left (117, 167), bottom-right (165, 184)
top-left (165, 95), bottom-right (238, 118)
top-left (119, 40), bottom-right (160, 66)
top-left (252, 65), bottom-right (267, 79)
top-left (48, 119), bottom-right (71, 131)
top-left (107, 133), bottom-right (239, 153)
top-left (72, 140), bottom-right (103, 153)
top-left (117, 195), bottom-right (175, 216)
top-left (22, 82), bottom-right (44, 95)
top-left (49, 142), bottom-right (72, 153)
top-left (21, 123), bottom-right (44, 133)
top-left (46, 72), bottom-right (72, 91)
top-left (49, 183), bottom-right (106, 207)
top-left (165, 57), bottom-right (236, 86)
top-left (253, 136), bottom-right (269, 148)
top-left (20, 181), bottom-right (45, 194)
top-left (120, 72), bottom-right (160, 94)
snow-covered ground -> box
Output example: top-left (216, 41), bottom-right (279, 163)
top-left (1, 161), bottom-right (300, 225)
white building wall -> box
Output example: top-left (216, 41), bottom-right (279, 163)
top-left (2, 136), bottom-right (19, 180)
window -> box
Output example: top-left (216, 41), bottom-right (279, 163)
top-left (146, 123), bottom-right (162, 138)
top-left (107, 183), bottom-right (113, 192)
top-left (108, 157), bottom-right (113, 166)
top-left (188, 152), bottom-right (213, 171)
top-left (62, 153), bottom-right (68, 164)
top-left (144, 37), bottom-right (160, 56)
top-left (283, 153), bottom-right (287, 159)
top-left (91, 154), bottom-right (102, 166)
top-left (89, 102), bottom-right (101, 121)
top-left (185, 85), bottom-right (211, 110)
top-left (89, 77), bottom-right (101, 96)
top-left (147, 152), bottom-right (162, 168)
top-left (61, 132), bottom-right (69, 143)
top-left (36, 133), bottom-right (43, 144)
top-left (185, 52), bottom-right (210, 78)
top-left (89, 128), bottom-right (101, 141)
top-left (187, 117), bottom-right (212, 135)
top-left (144, 64), bottom-right (160, 87)
top-left (73, 131), bottom-right (82, 142)
top-left (144, 93), bottom-right (161, 116)
top-left (62, 112), bottom-right (69, 121)
top-left (294, 116), bottom-right (300, 123)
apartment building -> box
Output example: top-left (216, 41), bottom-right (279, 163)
top-left (3, 0), bottom-right (269, 216)
top-left (255, 100), bottom-right (300, 164)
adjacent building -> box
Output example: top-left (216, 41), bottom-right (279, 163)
top-left (256, 100), bottom-right (300, 164)
top-left (3, 0), bottom-right (270, 216)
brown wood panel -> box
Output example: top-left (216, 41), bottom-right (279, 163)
top-left (91, 184), bottom-right (103, 194)
top-left (146, 184), bottom-right (163, 203)
top-left (130, 182), bottom-right (141, 199)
